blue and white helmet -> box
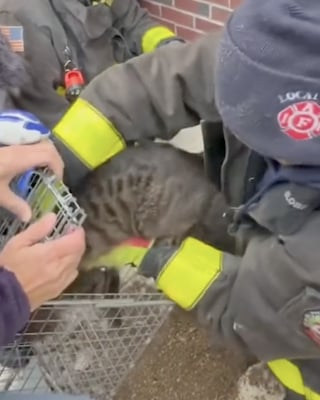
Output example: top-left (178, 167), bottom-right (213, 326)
top-left (0, 110), bottom-right (51, 145)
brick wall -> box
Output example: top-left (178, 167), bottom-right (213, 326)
top-left (139, 0), bottom-right (241, 41)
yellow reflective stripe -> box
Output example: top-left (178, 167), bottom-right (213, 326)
top-left (142, 26), bottom-right (176, 53)
top-left (85, 239), bottom-right (154, 270)
top-left (54, 98), bottom-right (125, 169)
top-left (92, 0), bottom-right (113, 5)
top-left (156, 237), bottom-right (222, 310)
top-left (56, 85), bottom-right (66, 97)
top-left (92, 245), bottom-right (150, 270)
top-left (268, 360), bottom-right (320, 400)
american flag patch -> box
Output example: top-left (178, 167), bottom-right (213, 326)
top-left (0, 26), bottom-right (24, 53)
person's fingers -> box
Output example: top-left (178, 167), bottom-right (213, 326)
top-left (44, 227), bottom-right (86, 260)
top-left (58, 257), bottom-right (81, 281)
top-left (34, 141), bottom-right (64, 179)
top-left (0, 188), bottom-right (32, 222)
top-left (29, 267), bottom-right (79, 311)
top-left (1, 141), bottom-right (64, 179)
top-left (12, 213), bottom-right (57, 246)
top-left (62, 268), bottom-right (79, 290)
top-left (49, 262), bottom-right (79, 301)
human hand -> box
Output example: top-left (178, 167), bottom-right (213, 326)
top-left (0, 110), bottom-right (64, 222)
top-left (0, 213), bottom-right (85, 311)
top-left (0, 142), bottom-right (64, 222)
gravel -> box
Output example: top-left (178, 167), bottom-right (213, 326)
top-left (115, 307), bottom-right (251, 400)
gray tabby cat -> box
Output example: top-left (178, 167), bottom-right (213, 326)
top-left (26, 141), bottom-right (239, 343)
top-left (67, 141), bottom-right (238, 295)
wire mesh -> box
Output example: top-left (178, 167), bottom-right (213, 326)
top-left (0, 292), bottom-right (172, 399)
top-left (0, 168), bottom-right (86, 250)
top-left (0, 169), bottom-right (173, 399)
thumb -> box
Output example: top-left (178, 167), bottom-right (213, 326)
top-left (0, 188), bottom-right (32, 222)
top-left (15, 212), bottom-right (57, 246)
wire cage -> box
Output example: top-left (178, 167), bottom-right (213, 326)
top-left (0, 291), bottom-right (172, 400)
top-left (0, 168), bottom-right (87, 250)
top-left (0, 169), bottom-right (173, 399)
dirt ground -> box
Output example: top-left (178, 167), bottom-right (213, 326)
top-left (115, 307), bottom-right (251, 400)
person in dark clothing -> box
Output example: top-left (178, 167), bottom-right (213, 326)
top-left (0, 31), bottom-right (85, 348)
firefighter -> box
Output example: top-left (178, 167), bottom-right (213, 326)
top-left (0, 0), bottom-right (183, 130)
top-left (47, 0), bottom-right (320, 397)
top-left (0, 0), bottom-right (189, 283)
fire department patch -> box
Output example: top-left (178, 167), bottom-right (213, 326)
top-left (303, 310), bottom-right (320, 346)
top-left (277, 101), bottom-right (320, 141)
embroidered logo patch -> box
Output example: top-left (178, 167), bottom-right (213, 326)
top-left (303, 310), bottom-right (320, 346)
top-left (277, 101), bottom-right (320, 141)
top-left (0, 26), bottom-right (24, 53)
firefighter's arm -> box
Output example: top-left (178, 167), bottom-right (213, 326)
top-left (135, 213), bottom-right (320, 363)
top-left (53, 32), bottom-right (221, 182)
top-left (110, 0), bottom-right (184, 54)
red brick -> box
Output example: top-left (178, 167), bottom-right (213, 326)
top-left (151, 16), bottom-right (176, 32)
top-left (195, 17), bottom-right (222, 32)
top-left (145, 0), bottom-right (174, 5)
top-left (211, 6), bottom-right (232, 23)
top-left (140, 0), bottom-right (161, 16)
top-left (230, 0), bottom-right (242, 9)
top-left (176, 26), bottom-right (203, 41)
top-left (174, 0), bottom-right (209, 17)
top-left (161, 6), bottom-right (194, 27)
top-left (204, 0), bottom-right (230, 7)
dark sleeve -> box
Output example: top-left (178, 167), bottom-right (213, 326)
top-left (81, 32), bottom-right (221, 142)
top-left (0, 267), bottom-right (30, 346)
top-left (110, 0), bottom-right (182, 55)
